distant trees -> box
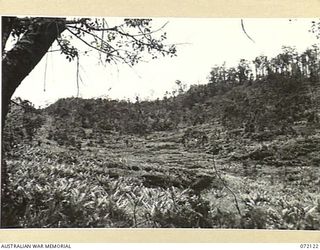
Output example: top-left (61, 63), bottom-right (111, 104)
top-left (5, 41), bottom-right (320, 154)
top-left (237, 59), bottom-right (252, 84)
top-left (253, 55), bottom-right (268, 79)
top-left (208, 45), bottom-right (320, 88)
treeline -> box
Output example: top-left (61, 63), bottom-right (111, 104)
top-left (4, 44), bottom-right (320, 149)
top-left (208, 45), bottom-right (320, 86)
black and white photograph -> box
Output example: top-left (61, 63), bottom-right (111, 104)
top-left (1, 16), bottom-right (320, 229)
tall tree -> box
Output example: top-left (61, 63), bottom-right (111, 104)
top-left (237, 59), bottom-right (251, 84)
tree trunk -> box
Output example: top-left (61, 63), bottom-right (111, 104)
top-left (2, 17), bottom-right (66, 124)
top-left (2, 17), bottom-right (16, 52)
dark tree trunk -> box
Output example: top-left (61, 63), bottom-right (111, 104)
top-left (2, 17), bottom-right (66, 124)
top-left (2, 17), bottom-right (16, 52)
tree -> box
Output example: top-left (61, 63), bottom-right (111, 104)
top-left (2, 16), bottom-right (177, 124)
top-left (277, 46), bottom-right (298, 75)
top-left (208, 63), bottom-right (227, 86)
top-left (237, 59), bottom-right (251, 84)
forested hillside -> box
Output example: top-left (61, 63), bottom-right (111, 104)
top-left (2, 45), bottom-right (320, 229)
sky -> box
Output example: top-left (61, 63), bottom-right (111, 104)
top-left (10, 18), bottom-right (319, 108)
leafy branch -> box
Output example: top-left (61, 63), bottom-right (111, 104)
top-left (61, 18), bottom-right (176, 66)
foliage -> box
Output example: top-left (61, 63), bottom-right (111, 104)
top-left (2, 98), bottom-right (44, 151)
top-left (3, 140), bottom-right (319, 228)
top-left (3, 17), bottom-right (177, 67)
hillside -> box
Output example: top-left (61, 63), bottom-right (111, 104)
top-left (2, 47), bottom-right (320, 229)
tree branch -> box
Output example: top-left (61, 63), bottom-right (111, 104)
top-left (212, 159), bottom-right (242, 216)
top-left (67, 26), bottom-right (117, 53)
top-left (66, 27), bottom-right (133, 67)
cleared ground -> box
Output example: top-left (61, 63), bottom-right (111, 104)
top-left (4, 118), bottom-right (320, 229)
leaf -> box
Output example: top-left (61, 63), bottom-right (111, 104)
top-left (84, 201), bottom-right (95, 208)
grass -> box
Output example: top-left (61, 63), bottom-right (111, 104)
top-left (2, 121), bottom-right (320, 229)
